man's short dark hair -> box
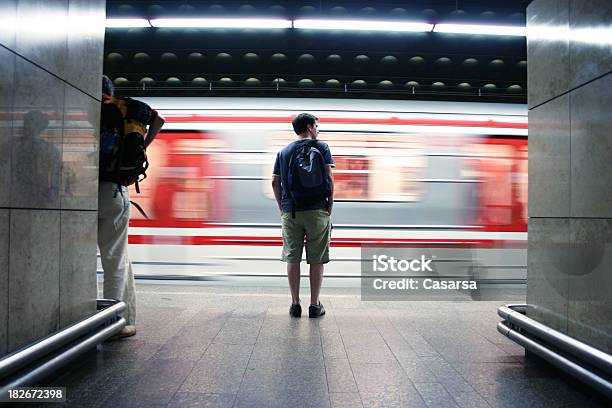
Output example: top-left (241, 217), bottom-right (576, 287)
top-left (102, 75), bottom-right (114, 97)
top-left (292, 113), bottom-right (318, 135)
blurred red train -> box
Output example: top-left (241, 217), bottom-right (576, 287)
top-left (118, 97), bottom-right (528, 284)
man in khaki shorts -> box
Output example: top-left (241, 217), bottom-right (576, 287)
top-left (272, 113), bottom-right (334, 318)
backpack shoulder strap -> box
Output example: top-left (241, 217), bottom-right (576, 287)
top-left (286, 142), bottom-right (305, 219)
top-left (130, 200), bottom-right (149, 219)
top-left (287, 141), bottom-right (304, 172)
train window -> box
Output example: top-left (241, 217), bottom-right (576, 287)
top-left (332, 155), bottom-right (369, 200)
top-left (265, 132), bottom-right (426, 202)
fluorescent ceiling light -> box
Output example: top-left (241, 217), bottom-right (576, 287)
top-left (434, 24), bottom-right (526, 36)
top-left (104, 18), bottom-right (525, 37)
top-left (150, 18), bottom-right (292, 28)
top-left (105, 18), bottom-right (150, 28)
top-left (293, 19), bottom-right (433, 32)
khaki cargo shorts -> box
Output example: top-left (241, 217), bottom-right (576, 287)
top-left (281, 209), bottom-right (332, 264)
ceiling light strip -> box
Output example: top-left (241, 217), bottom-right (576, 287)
top-left (292, 19), bottom-right (433, 32)
top-left (104, 18), bottom-right (525, 36)
top-left (433, 23), bottom-right (526, 36)
top-left (150, 18), bottom-right (292, 29)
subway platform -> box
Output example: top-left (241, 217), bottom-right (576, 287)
top-left (31, 283), bottom-right (605, 408)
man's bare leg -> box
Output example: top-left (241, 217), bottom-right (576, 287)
top-left (309, 263), bottom-right (324, 305)
top-left (287, 262), bottom-right (301, 304)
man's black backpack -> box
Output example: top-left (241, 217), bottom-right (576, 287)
top-left (287, 140), bottom-right (332, 217)
top-left (100, 96), bottom-right (152, 193)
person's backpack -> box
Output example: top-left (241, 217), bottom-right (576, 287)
top-left (287, 140), bottom-right (332, 217)
top-left (100, 96), bottom-right (152, 193)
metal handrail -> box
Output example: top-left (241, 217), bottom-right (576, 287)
top-left (0, 318), bottom-right (125, 397)
top-left (498, 304), bottom-right (612, 376)
top-left (497, 321), bottom-right (612, 399)
top-left (0, 300), bottom-right (126, 380)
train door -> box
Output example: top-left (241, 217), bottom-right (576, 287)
top-left (128, 131), bottom-right (227, 226)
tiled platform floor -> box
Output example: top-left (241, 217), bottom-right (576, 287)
top-left (41, 284), bottom-right (606, 407)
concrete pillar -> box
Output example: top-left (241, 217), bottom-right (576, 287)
top-left (527, 0), bottom-right (612, 353)
top-left (0, 0), bottom-right (105, 355)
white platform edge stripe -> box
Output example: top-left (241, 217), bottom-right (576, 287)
top-left (129, 227), bottom-right (527, 241)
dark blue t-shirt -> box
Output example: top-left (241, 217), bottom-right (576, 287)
top-left (273, 139), bottom-right (335, 213)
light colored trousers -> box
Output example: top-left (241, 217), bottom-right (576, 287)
top-left (98, 181), bottom-right (136, 325)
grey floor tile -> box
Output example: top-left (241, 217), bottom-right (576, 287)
top-left (97, 400), bottom-right (167, 408)
top-left (329, 297), bottom-right (363, 310)
top-left (255, 334), bottom-right (322, 349)
top-left (340, 330), bottom-right (385, 346)
top-left (452, 362), bottom-right (558, 385)
top-left (340, 332), bottom-right (396, 364)
top-left (397, 332), bottom-right (439, 357)
top-left (414, 382), bottom-right (460, 408)
top-left (180, 362), bottom-right (247, 394)
top-left (166, 392), bottom-right (235, 408)
top-left (99, 338), bottom-right (163, 363)
top-left (213, 318), bottom-right (263, 345)
top-left (151, 338), bottom-right (212, 361)
top-left (360, 388), bottom-right (427, 408)
top-left (494, 341), bottom-right (526, 357)
top-left (248, 355), bottom-right (325, 370)
top-left (338, 328), bottom-right (381, 345)
top-left (472, 378), bottom-right (605, 408)
top-left (345, 344), bottom-right (398, 364)
top-left (99, 358), bottom-right (197, 407)
top-left (229, 309), bottom-right (267, 320)
top-left (46, 352), bottom-right (140, 408)
top-left (239, 366), bottom-right (328, 395)
top-left (326, 359), bottom-right (359, 393)
top-left (213, 328), bottom-right (261, 345)
top-left (167, 323), bottom-right (225, 341)
top-left (395, 359), bottom-right (437, 384)
top-left (439, 375), bottom-right (476, 394)
top-left (249, 342), bottom-right (325, 368)
top-left (319, 316), bottom-right (341, 332)
top-left (419, 356), bottom-right (475, 392)
top-left (322, 332), bottom-right (349, 360)
top-left (330, 392), bottom-right (363, 408)
top-left (257, 331), bottom-right (323, 348)
top-left (183, 310), bottom-right (233, 329)
top-left (351, 363), bottom-right (416, 394)
top-left (127, 323), bottom-right (184, 346)
top-left (435, 343), bottom-right (511, 364)
top-left (260, 316), bottom-right (321, 336)
top-left (201, 342), bottom-right (254, 366)
top-left (334, 317), bottom-right (373, 331)
top-left (98, 400), bottom-right (167, 408)
top-left (450, 391), bottom-right (491, 408)
top-left (369, 319), bottom-right (411, 352)
top-left (234, 389), bottom-right (331, 408)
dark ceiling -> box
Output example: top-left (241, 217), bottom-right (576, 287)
top-left (104, 1), bottom-right (531, 103)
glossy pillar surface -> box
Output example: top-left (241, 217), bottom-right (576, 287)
top-left (0, 0), bottom-right (104, 355)
top-left (527, 0), bottom-right (612, 353)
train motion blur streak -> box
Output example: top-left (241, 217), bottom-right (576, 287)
top-left (109, 98), bottom-right (528, 285)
